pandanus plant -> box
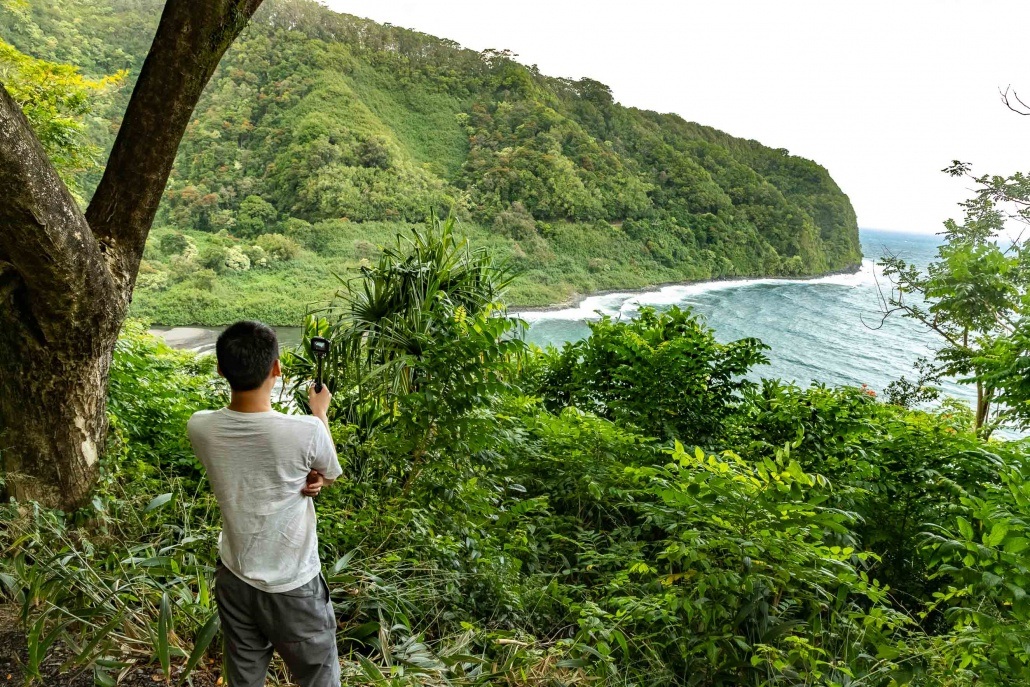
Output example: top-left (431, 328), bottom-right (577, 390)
top-left (282, 213), bottom-right (516, 436)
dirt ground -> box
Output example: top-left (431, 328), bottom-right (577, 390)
top-left (0, 605), bottom-right (223, 687)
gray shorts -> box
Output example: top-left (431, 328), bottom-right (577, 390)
top-left (215, 564), bottom-right (340, 687)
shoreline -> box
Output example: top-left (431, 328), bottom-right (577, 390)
top-left (509, 262), bottom-right (864, 315)
top-left (149, 263), bottom-right (864, 329)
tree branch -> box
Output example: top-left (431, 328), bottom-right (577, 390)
top-left (0, 85), bottom-right (120, 348)
top-left (1001, 86), bottom-right (1030, 116)
top-left (85, 0), bottom-right (264, 291)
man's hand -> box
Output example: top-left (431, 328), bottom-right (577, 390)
top-left (308, 384), bottom-right (332, 419)
top-left (302, 469), bottom-right (324, 497)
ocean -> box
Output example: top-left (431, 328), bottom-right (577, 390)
top-left (516, 229), bottom-right (964, 402)
top-left (158, 229), bottom-right (970, 407)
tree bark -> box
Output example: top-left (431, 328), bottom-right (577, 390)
top-left (0, 331), bottom-right (114, 507)
top-left (0, 87), bottom-right (120, 506)
top-left (975, 383), bottom-right (993, 436)
top-left (0, 0), bottom-right (264, 510)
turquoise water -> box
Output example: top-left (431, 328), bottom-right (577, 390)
top-left (162, 229), bottom-right (969, 406)
top-left (517, 229), bottom-right (966, 402)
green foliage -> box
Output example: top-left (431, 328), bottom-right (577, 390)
top-left (611, 442), bottom-right (903, 684)
top-left (158, 231), bottom-right (191, 256)
top-left (923, 450), bottom-right (1030, 684)
top-left (0, 37), bottom-right (124, 201)
top-left (235, 194), bottom-right (278, 238)
top-left (4, 0), bottom-right (861, 324)
top-left (880, 164), bottom-right (1030, 435)
top-left (282, 214), bottom-right (518, 435)
top-left (4, 231), bottom-right (1030, 687)
top-left (241, 242), bottom-right (267, 267)
top-left (282, 216), bottom-right (327, 252)
top-left (255, 232), bottom-right (300, 262)
top-left (1, 494), bottom-right (224, 686)
top-left (108, 321), bottom-right (225, 477)
top-left (198, 244), bottom-right (230, 274)
top-left (538, 306), bottom-right (769, 445)
top-left (733, 381), bottom-right (999, 619)
top-left (492, 201), bottom-right (538, 241)
top-left (460, 96), bottom-right (651, 222)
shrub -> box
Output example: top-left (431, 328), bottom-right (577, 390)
top-left (538, 306), bottom-right (769, 445)
top-left (493, 202), bottom-right (538, 241)
top-left (167, 254), bottom-right (198, 282)
top-left (607, 442), bottom-right (905, 683)
top-left (136, 268), bottom-right (170, 291)
top-left (235, 194), bottom-right (278, 238)
top-left (208, 208), bottom-right (236, 232)
top-left (780, 254), bottom-right (805, 275)
top-left (242, 244), bottom-right (268, 268)
top-left (353, 239), bottom-right (379, 260)
top-left (732, 380), bottom-right (999, 617)
top-left (186, 268), bottom-right (218, 291)
top-left (256, 233), bottom-right (301, 262)
top-left (356, 136), bottom-right (391, 169)
top-left (159, 231), bottom-right (191, 256)
top-left (109, 320), bottom-right (224, 475)
top-left (923, 449), bottom-right (1030, 683)
top-left (224, 246), bottom-right (251, 271)
top-left (284, 217), bottom-right (331, 253)
top-left (181, 238), bottom-right (199, 262)
top-left (198, 244), bottom-right (229, 274)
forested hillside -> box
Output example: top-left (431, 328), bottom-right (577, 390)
top-left (5, 1), bottom-right (1030, 684)
top-left (0, 0), bottom-right (861, 323)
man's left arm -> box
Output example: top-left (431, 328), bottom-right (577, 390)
top-left (302, 469), bottom-right (328, 497)
top-left (302, 419), bottom-right (341, 499)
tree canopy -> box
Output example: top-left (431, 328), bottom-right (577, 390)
top-left (1, 0), bottom-right (863, 325)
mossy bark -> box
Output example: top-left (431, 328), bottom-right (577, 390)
top-left (0, 0), bottom-right (264, 510)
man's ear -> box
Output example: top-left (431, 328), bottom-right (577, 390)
top-left (271, 359), bottom-right (282, 378)
top-left (216, 365), bottom-right (224, 379)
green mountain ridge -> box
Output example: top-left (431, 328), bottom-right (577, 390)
top-left (1, 0), bottom-right (863, 325)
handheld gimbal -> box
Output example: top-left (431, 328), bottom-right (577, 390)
top-left (310, 336), bottom-right (330, 392)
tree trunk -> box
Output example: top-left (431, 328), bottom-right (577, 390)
top-left (0, 0), bottom-right (264, 510)
top-left (975, 382), bottom-right (993, 437)
top-left (0, 329), bottom-right (116, 506)
top-left (0, 84), bottom-right (122, 510)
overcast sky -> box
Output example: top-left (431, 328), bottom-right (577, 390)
top-left (323, 0), bottom-right (1029, 234)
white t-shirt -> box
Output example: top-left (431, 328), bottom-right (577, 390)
top-left (187, 409), bottom-right (342, 593)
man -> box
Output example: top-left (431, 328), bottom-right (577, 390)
top-left (187, 321), bottom-right (342, 687)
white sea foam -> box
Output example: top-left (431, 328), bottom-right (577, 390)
top-left (514, 259), bottom-right (880, 323)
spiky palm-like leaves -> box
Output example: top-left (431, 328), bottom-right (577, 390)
top-left (283, 214), bottom-right (517, 435)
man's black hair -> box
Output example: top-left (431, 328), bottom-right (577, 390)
top-left (216, 321), bottom-right (279, 391)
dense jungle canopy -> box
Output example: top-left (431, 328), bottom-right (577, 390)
top-left (0, 0), bottom-right (862, 323)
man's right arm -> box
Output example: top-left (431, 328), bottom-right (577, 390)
top-left (306, 384), bottom-right (342, 486)
top-left (308, 384), bottom-right (332, 435)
